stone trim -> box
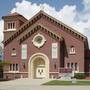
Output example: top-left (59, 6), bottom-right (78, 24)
top-left (28, 53), bottom-right (49, 79)
top-left (19, 24), bottom-right (63, 44)
top-left (3, 72), bottom-right (28, 74)
top-left (4, 11), bottom-right (87, 47)
top-left (49, 72), bottom-right (59, 73)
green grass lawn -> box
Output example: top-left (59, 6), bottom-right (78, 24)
top-left (43, 80), bottom-right (90, 86)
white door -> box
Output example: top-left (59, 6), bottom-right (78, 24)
top-left (36, 67), bottom-right (45, 78)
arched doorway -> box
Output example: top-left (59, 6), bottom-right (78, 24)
top-left (28, 53), bottom-right (49, 79)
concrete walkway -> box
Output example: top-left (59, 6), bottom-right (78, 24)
top-left (0, 78), bottom-right (49, 90)
top-left (0, 78), bottom-right (90, 90)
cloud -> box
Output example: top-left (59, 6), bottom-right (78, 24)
top-left (11, 0), bottom-right (78, 31)
top-left (11, 1), bottom-right (77, 26)
top-left (0, 20), bottom-right (3, 46)
top-left (83, 0), bottom-right (90, 4)
top-left (0, 0), bottom-right (90, 48)
top-left (11, 0), bottom-right (40, 19)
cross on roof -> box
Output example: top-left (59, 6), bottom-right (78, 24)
top-left (40, 4), bottom-right (44, 11)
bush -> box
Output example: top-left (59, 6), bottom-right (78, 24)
top-left (0, 78), bottom-right (10, 81)
top-left (74, 73), bottom-right (85, 79)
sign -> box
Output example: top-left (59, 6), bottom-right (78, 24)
top-left (59, 68), bottom-right (72, 73)
top-left (21, 44), bottom-right (27, 59)
top-left (52, 43), bottom-right (58, 59)
top-left (59, 68), bottom-right (74, 77)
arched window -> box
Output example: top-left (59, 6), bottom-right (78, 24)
top-left (71, 63), bottom-right (74, 69)
top-left (75, 63), bottom-right (77, 71)
top-left (13, 64), bottom-right (15, 71)
top-left (9, 64), bottom-right (19, 71)
top-left (67, 63), bottom-right (70, 68)
top-left (10, 64), bottom-right (12, 71)
top-left (69, 46), bottom-right (75, 54)
top-left (11, 48), bottom-right (16, 56)
top-left (16, 64), bottom-right (18, 71)
top-left (7, 22), bottom-right (15, 30)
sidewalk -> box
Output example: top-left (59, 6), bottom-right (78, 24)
top-left (0, 78), bottom-right (90, 90)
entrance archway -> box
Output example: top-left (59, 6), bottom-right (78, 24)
top-left (28, 53), bottom-right (49, 79)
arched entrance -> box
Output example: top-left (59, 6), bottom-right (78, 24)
top-left (28, 53), bottom-right (49, 79)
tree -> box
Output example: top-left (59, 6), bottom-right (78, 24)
top-left (0, 60), bottom-right (11, 78)
top-left (0, 60), bottom-right (11, 67)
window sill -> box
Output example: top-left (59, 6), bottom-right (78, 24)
top-left (3, 29), bottom-right (16, 32)
top-left (11, 54), bottom-right (16, 56)
top-left (69, 52), bottom-right (76, 55)
top-left (9, 71), bottom-right (19, 73)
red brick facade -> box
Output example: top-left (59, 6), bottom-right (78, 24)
top-left (2, 11), bottom-right (90, 79)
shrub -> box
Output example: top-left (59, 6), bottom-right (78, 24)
top-left (74, 73), bottom-right (85, 79)
top-left (0, 78), bottom-right (10, 81)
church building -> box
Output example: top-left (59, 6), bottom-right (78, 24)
top-left (2, 10), bottom-right (90, 79)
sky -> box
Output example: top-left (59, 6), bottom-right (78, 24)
top-left (0, 0), bottom-right (90, 48)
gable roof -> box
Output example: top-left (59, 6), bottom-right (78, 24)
top-left (2, 12), bottom-right (28, 22)
top-left (3, 10), bottom-right (89, 49)
top-left (6, 12), bottom-right (21, 16)
top-left (19, 24), bottom-right (63, 44)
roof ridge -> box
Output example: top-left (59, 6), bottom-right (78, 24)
top-left (19, 24), bottom-right (63, 44)
top-left (41, 11), bottom-right (87, 39)
top-left (4, 10), bottom-right (88, 47)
